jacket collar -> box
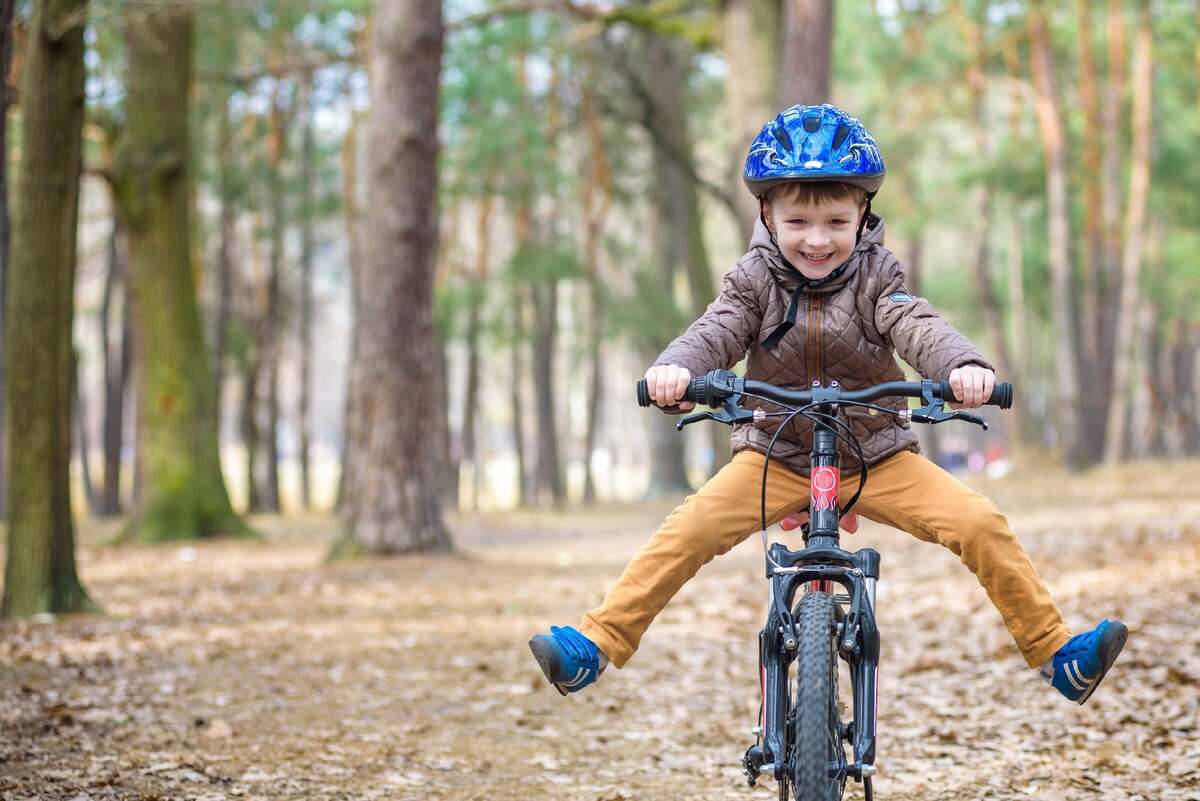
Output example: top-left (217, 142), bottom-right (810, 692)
top-left (750, 212), bottom-right (885, 295)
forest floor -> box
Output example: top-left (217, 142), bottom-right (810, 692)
top-left (2, 461), bottom-right (1200, 801)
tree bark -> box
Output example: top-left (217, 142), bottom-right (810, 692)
top-left (1028, 3), bottom-right (1085, 468)
top-left (333, 0), bottom-right (450, 555)
top-left (460, 199), bottom-right (490, 511)
top-left (1102, 0), bottom-right (1152, 465)
top-left (778, 0), bottom-right (832, 106)
top-left (335, 108), bottom-right (363, 514)
top-left (73, 351), bottom-right (99, 515)
top-left (0, 0), bottom-right (15, 521)
top-left (213, 90), bottom-right (236, 437)
top-left (2, 0), bottom-right (95, 617)
top-left (531, 279), bottom-right (565, 506)
top-left (723, 0), bottom-right (780, 238)
top-left (99, 221), bottom-right (128, 516)
top-left (298, 70), bottom-right (315, 509)
top-left (258, 82), bottom-right (290, 514)
top-left (112, 3), bottom-right (247, 541)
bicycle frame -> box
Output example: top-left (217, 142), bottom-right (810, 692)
top-left (746, 409), bottom-right (881, 787)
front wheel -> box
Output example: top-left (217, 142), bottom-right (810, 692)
top-left (792, 591), bottom-right (846, 801)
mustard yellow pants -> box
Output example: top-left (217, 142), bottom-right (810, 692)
top-left (580, 450), bottom-right (1071, 670)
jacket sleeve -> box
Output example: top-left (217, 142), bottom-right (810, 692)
top-left (653, 260), bottom-right (765, 375)
top-left (873, 261), bottom-right (993, 380)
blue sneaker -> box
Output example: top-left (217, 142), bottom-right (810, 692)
top-left (1048, 620), bottom-right (1128, 705)
top-left (528, 626), bottom-right (601, 696)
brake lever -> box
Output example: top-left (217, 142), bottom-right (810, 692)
top-left (676, 399), bottom-right (756, 430)
top-left (909, 403), bottom-right (989, 430)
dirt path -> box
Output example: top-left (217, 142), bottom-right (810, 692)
top-left (3, 463), bottom-right (1200, 800)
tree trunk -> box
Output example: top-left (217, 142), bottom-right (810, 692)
top-left (723, 0), bottom-right (780, 238)
top-left (1102, 0), bottom-right (1152, 465)
top-left (99, 220), bottom-right (127, 516)
top-left (779, 0), bottom-right (832, 106)
top-left (531, 280), bottom-right (565, 506)
top-left (240, 341), bottom-right (262, 513)
top-left (460, 199), bottom-right (490, 511)
top-left (0, 0), bottom-right (15, 521)
top-left (510, 287), bottom-right (534, 507)
top-left (962, 8), bottom-right (1014, 388)
top-left (298, 70), bottom-right (315, 510)
top-left (1075, 0), bottom-right (1104, 386)
top-left (1028, 3), bottom-right (1085, 468)
top-left (336, 108), bottom-right (363, 514)
top-left (260, 84), bottom-right (289, 514)
top-left (2, 0), bottom-right (95, 617)
top-left (213, 90), bottom-right (236, 436)
top-left (73, 351), bottom-right (99, 515)
top-left (112, 4), bottom-right (247, 541)
top-left (333, 0), bottom-right (450, 555)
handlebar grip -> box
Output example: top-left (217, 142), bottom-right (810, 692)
top-left (636, 379), bottom-right (652, 407)
top-left (635, 375), bottom-right (716, 407)
top-left (938, 380), bottom-right (1014, 409)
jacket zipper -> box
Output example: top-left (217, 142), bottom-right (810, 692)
top-left (808, 294), bottom-right (823, 383)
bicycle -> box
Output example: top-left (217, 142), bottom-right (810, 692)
top-left (636, 368), bottom-right (1013, 801)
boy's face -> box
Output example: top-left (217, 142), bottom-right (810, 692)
top-left (763, 195), bottom-right (864, 282)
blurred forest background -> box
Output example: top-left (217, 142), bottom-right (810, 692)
top-left (2, 0), bottom-right (1199, 618)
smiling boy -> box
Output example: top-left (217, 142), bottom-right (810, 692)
top-left (529, 104), bottom-right (1127, 705)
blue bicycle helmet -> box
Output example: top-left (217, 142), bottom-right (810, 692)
top-left (743, 104), bottom-right (885, 199)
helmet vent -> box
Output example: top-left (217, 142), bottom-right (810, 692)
top-left (772, 125), bottom-right (793, 152)
top-left (803, 116), bottom-right (821, 133)
top-left (832, 123), bottom-right (851, 150)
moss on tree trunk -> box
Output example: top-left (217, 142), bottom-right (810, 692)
top-left (2, 0), bottom-right (96, 618)
top-left (112, 4), bottom-right (248, 543)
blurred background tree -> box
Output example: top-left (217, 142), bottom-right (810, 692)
top-left (2, 0), bottom-right (1199, 606)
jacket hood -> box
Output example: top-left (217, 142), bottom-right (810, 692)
top-left (750, 212), bottom-right (886, 294)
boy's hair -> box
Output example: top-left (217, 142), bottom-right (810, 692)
top-left (763, 180), bottom-right (868, 209)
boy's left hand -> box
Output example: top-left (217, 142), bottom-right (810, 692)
top-left (947, 366), bottom-right (996, 409)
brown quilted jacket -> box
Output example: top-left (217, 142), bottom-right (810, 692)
top-left (654, 214), bottom-right (992, 477)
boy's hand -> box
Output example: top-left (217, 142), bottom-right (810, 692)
top-left (947, 366), bottom-right (996, 409)
top-left (644, 365), bottom-right (695, 411)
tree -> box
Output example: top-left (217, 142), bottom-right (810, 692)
top-left (779, 0), bottom-right (832, 106)
top-left (0, 0), bottom-right (15, 520)
top-left (333, 0), bottom-right (450, 555)
top-left (2, 0), bottom-right (95, 618)
top-left (112, 2), bottom-right (248, 541)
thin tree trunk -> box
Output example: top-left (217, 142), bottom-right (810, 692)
top-left (333, 0), bottom-right (450, 555)
top-left (1102, 0), bottom-right (1152, 465)
top-left (73, 350), bottom-right (99, 515)
top-left (213, 91), bottom-right (236, 434)
top-left (241, 341), bottom-right (262, 513)
top-left (580, 86), bottom-right (612, 504)
top-left (460, 199), bottom-right (490, 511)
top-left (298, 70), bottom-right (315, 509)
top-left (779, 0), bottom-right (832, 106)
top-left (260, 84), bottom-right (289, 514)
top-left (962, 8), bottom-right (1015, 390)
top-left (113, 3), bottom-right (246, 540)
top-left (100, 221), bottom-right (127, 516)
top-left (1096, 0), bottom-right (1127, 422)
top-left (531, 280), bottom-right (564, 506)
top-left (3, 0), bottom-right (95, 617)
top-left (0, 0), bottom-right (14, 521)
top-left (1029, 3), bottom-right (1085, 468)
top-left (1075, 0), bottom-right (1104, 383)
top-left (336, 108), bottom-right (363, 514)
top-left (511, 287), bottom-right (534, 507)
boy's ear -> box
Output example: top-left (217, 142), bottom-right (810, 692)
top-left (760, 200), bottom-right (776, 235)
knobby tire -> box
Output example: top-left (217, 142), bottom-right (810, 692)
top-left (792, 591), bottom-right (845, 801)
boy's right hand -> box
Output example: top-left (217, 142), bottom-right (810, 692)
top-left (644, 365), bottom-right (695, 411)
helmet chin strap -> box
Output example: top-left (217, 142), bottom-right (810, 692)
top-left (757, 195), bottom-right (873, 351)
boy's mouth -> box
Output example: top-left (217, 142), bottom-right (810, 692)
top-left (800, 251), bottom-right (834, 264)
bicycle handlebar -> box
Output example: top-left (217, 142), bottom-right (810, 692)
top-left (636, 370), bottom-right (1013, 411)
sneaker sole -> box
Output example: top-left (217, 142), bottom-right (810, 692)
top-left (1075, 621), bottom-right (1128, 705)
top-left (528, 635), bottom-right (569, 697)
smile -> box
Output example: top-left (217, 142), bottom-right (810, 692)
top-left (801, 252), bottom-right (834, 263)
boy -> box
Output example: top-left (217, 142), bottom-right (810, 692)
top-left (529, 104), bottom-right (1126, 704)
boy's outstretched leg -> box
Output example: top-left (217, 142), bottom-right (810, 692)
top-left (528, 626), bottom-right (608, 696)
top-left (1042, 619), bottom-right (1128, 705)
